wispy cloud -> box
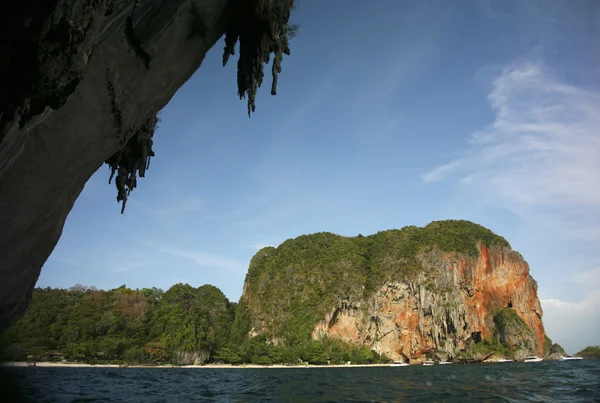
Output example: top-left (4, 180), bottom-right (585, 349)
top-left (540, 264), bottom-right (600, 353)
top-left (50, 248), bottom-right (152, 274)
top-left (422, 161), bottom-right (463, 184)
top-left (571, 267), bottom-right (600, 285)
top-left (424, 62), bottom-right (600, 352)
top-left (159, 247), bottom-right (244, 272)
top-left (541, 292), bottom-right (600, 317)
top-left (352, 20), bottom-right (444, 110)
top-left (422, 62), bottom-right (600, 240)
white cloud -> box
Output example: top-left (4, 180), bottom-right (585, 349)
top-left (540, 289), bottom-right (600, 353)
top-left (423, 62), bottom-right (600, 353)
top-left (422, 62), bottom-right (600, 240)
top-left (159, 247), bottom-right (244, 272)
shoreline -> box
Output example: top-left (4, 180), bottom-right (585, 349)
top-left (3, 357), bottom-right (570, 369)
top-left (1, 362), bottom-right (393, 369)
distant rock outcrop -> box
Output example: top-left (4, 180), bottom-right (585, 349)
top-left (576, 346), bottom-right (600, 359)
top-left (547, 344), bottom-right (566, 360)
top-left (543, 334), bottom-right (566, 360)
top-left (238, 221), bottom-right (547, 361)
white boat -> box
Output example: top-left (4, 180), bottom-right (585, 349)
top-left (438, 361), bottom-right (452, 365)
top-left (390, 361), bottom-right (410, 367)
top-left (560, 355), bottom-right (583, 361)
top-left (524, 356), bottom-right (543, 363)
top-left (497, 358), bottom-right (513, 363)
top-left (422, 360), bottom-right (435, 366)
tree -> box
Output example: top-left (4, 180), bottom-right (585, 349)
top-left (215, 347), bottom-right (242, 364)
top-left (351, 347), bottom-right (375, 364)
top-left (149, 284), bottom-right (235, 361)
top-left (123, 347), bottom-right (146, 364)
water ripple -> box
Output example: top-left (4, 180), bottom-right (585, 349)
top-left (1, 360), bottom-right (599, 402)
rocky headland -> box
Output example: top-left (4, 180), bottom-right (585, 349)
top-left (238, 220), bottom-right (547, 362)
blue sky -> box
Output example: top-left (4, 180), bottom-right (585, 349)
top-left (38, 0), bottom-right (599, 353)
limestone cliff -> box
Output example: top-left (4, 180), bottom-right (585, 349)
top-left (311, 246), bottom-right (544, 361)
top-left (0, 0), bottom-right (294, 329)
top-left (239, 221), bottom-right (546, 361)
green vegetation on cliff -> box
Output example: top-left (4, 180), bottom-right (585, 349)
top-left (576, 346), bottom-right (600, 358)
top-left (457, 336), bottom-right (512, 359)
top-left (456, 308), bottom-right (538, 360)
top-left (494, 308), bottom-right (531, 335)
top-left (544, 335), bottom-right (553, 356)
top-left (241, 220), bottom-right (511, 343)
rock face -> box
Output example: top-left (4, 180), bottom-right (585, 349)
top-left (0, 0), bottom-right (294, 329)
top-left (239, 222), bottom-right (547, 361)
top-left (311, 246), bottom-right (545, 361)
top-left (0, 0), bottom-right (232, 329)
top-left (174, 350), bottom-right (210, 366)
top-left (546, 343), bottom-right (566, 360)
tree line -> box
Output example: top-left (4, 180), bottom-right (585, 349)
top-left (0, 284), bottom-right (388, 366)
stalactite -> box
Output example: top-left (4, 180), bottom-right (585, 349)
top-left (107, 0), bottom-right (297, 212)
top-left (222, 0), bottom-right (297, 116)
top-left (106, 116), bottom-right (157, 213)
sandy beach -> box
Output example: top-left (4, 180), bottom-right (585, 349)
top-left (1, 362), bottom-right (394, 369)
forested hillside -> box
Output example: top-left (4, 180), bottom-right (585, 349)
top-left (0, 284), bottom-right (387, 365)
top-left (576, 346), bottom-right (600, 359)
top-left (0, 284), bottom-right (234, 365)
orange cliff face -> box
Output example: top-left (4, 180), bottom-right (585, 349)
top-left (459, 245), bottom-right (545, 356)
top-left (311, 245), bottom-right (546, 361)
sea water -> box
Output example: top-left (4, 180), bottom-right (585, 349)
top-left (1, 360), bottom-right (599, 402)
